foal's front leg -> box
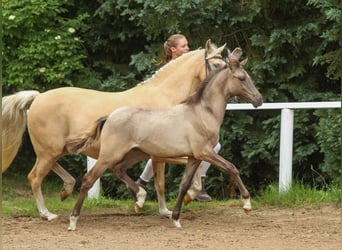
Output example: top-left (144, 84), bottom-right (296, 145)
top-left (202, 152), bottom-right (251, 213)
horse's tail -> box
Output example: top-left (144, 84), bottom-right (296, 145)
top-left (65, 116), bottom-right (108, 153)
top-left (2, 90), bottom-right (40, 173)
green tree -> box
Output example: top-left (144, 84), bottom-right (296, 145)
top-left (2, 0), bottom-right (89, 93)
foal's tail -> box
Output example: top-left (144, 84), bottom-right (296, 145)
top-left (65, 116), bottom-right (108, 153)
top-left (2, 90), bottom-right (40, 173)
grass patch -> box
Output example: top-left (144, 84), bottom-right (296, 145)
top-left (254, 182), bottom-right (341, 209)
top-left (2, 174), bottom-right (341, 218)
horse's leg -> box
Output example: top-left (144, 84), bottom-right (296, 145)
top-left (172, 157), bottom-right (201, 228)
top-left (28, 157), bottom-right (59, 221)
top-left (183, 166), bottom-right (202, 205)
top-left (51, 163), bottom-right (76, 201)
top-left (113, 166), bottom-right (147, 214)
top-left (200, 152), bottom-right (251, 212)
top-left (153, 161), bottom-right (172, 217)
top-left (68, 158), bottom-right (111, 231)
top-left (108, 149), bottom-right (150, 213)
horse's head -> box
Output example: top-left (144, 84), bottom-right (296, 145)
top-left (200, 39), bottom-right (227, 81)
top-left (226, 48), bottom-right (263, 108)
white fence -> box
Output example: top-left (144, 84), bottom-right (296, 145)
top-left (87, 101), bottom-right (341, 198)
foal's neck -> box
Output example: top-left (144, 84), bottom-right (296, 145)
top-left (200, 71), bottom-right (230, 125)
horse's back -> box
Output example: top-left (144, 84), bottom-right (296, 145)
top-left (26, 87), bottom-right (121, 152)
top-left (29, 87), bottom-right (119, 122)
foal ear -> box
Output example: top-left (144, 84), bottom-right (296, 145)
top-left (240, 58), bottom-right (248, 66)
top-left (231, 47), bottom-right (243, 59)
top-left (228, 48), bottom-right (243, 60)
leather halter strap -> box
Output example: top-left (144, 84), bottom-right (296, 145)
top-left (205, 51), bottom-right (225, 77)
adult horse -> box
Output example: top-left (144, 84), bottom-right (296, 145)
top-left (67, 47), bottom-right (263, 230)
top-left (2, 40), bottom-right (226, 221)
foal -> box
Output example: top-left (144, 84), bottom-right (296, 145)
top-left (67, 48), bottom-right (263, 230)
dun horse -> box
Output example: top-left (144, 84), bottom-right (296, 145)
top-left (66, 48), bottom-right (263, 230)
top-left (2, 40), bottom-right (227, 221)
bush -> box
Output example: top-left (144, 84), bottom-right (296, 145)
top-left (2, 0), bottom-right (89, 92)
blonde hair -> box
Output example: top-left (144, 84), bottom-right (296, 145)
top-left (155, 34), bottom-right (187, 65)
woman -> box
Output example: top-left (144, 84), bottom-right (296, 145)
top-left (136, 34), bottom-right (220, 201)
top-left (159, 33), bottom-right (190, 63)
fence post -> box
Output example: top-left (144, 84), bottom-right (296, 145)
top-left (279, 108), bottom-right (294, 192)
top-left (87, 157), bottom-right (100, 199)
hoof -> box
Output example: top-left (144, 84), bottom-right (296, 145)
top-left (60, 190), bottom-right (69, 201)
top-left (173, 219), bottom-right (182, 228)
top-left (134, 203), bottom-right (141, 214)
top-left (47, 214), bottom-right (59, 221)
top-left (40, 212), bottom-right (58, 221)
top-left (68, 215), bottom-right (78, 231)
top-left (242, 197), bottom-right (252, 211)
top-left (183, 194), bottom-right (192, 205)
top-left (135, 187), bottom-right (146, 211)
top-left (159, 209), bottom-right (172, 218)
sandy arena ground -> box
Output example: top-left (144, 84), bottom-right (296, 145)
top-left (2, 205), bottom-right (341, 250)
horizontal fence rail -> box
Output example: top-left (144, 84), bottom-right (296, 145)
top-left (225, 101), bottom-right (341, 110)
top-left (226, 101), bottom-right (341, 192)
top-left (87, 101), bottom-right (341, 198)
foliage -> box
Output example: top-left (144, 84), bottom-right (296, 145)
top-left (308, 0), bottom-right (342, 80)
top-left (2, 0), bottom-right (89, 92)
top-left (315, 109), bottom-right (342, 185)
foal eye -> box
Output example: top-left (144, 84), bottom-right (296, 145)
top-left (238, 76), bottom-right (246, 81)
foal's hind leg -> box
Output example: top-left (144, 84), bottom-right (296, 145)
top-left (69, 158), bottom-right (111, 231)
top-left (109, 149), bottom-right (150, 213)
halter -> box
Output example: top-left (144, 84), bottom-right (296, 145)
top-left (204, 51), bottom-right (226, 77)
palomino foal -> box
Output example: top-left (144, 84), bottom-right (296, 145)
top-left (67, 48), bottom-right (263, 230)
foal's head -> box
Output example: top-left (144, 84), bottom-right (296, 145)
top-left (226, 48), bottom-right (263, 108)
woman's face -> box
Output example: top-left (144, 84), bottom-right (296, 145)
top-left (171, 38), bottom-right (189, 59)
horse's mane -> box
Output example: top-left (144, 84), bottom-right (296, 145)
top-left (181, 65), bottom-right (228, 105)
top-left (138, 49), bottom-right (203, 85)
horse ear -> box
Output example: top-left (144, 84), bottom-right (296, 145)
top-left (205, 39), bottom-right (212, 52)
top-left (230, 47), bottom-right (243, 59)
top-left (240, 57), bottom-right (248, 66)
top-left (216, 43), bottom-right (227, 54)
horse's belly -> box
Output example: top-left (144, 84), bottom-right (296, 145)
top-left (135, 124), bottom-right (191, 157)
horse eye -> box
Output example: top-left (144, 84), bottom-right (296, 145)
top-left (239, 76), bottom-right (245, 81)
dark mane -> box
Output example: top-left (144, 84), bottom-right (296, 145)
top-left (181, 66), bottom-right (228, 105)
